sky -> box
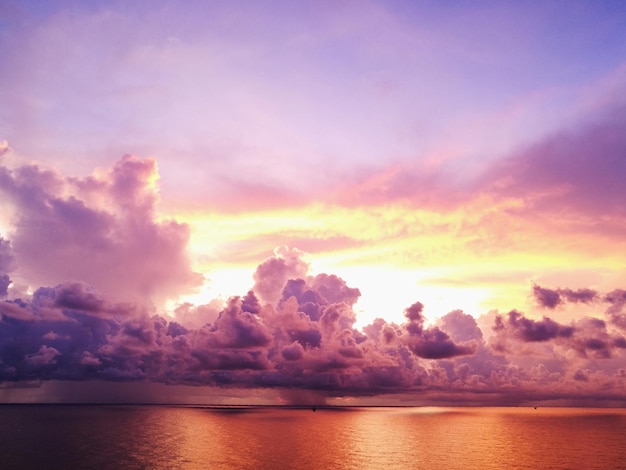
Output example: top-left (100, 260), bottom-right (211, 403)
top-left (1, 0), bottom-right (626, 406)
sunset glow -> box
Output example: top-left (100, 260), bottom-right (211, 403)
top-left (1, 0), bottom-right (626, 406)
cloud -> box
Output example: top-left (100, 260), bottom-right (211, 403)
top-left (402, 302), bottom-right (476, 359)
top-left (2, 269), bottom-right (626, 405)
top-left (1, 152), bottom-right (626, 404)
top-left (173, 301), bottom-right (221, 330)
top-left (0, 276), bottom-right (10, 299)
top-left (605, 289), bottom-right (626, 329)
top-left (0, 267), bottom-right (474, 395)
top-left (491, 308), bottom-right (626, 362)
top-left (494, 310), bottom-right (575, 343)
top-left (484, 100), bottom-right (626, 218)
top-left (0, 237), bottom-right (14, 298)
top-left (532, 285), bottom-right (626, 334)
top-left (26, 345), bottom-right (60, 366)
top-left (0, 154), bottom-right (202, 305)
top-left (252, 246), bottom-right (309, 306)
top-left (532, 284), bottom-right (598, 309)
top-left (0, 140), bottom-right (10, 158)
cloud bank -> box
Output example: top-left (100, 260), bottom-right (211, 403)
top-left (1, 154), bottom-right (626, 406)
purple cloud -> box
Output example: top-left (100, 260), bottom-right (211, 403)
top-left (1, 155), bottom-right (626, 404)
top-left (494, 310), bottom-right (574, 342)
top-left (0, 237), bottom-right (14, 297)
top-left (0, 266), bottom-right (480, 396)
top-left (0, 275), bottom-right (10, 299)
top-left (484, 101), bottom-right (626, 219)
top-left (0, 155), bottom-right (202, 306)
top-left (253, 247), bottom-right (309, 305)
top-left (402, 302), bottom-right (477, 359)
top-left (533, 284), bottom-right (598, 309)
top-left (491, 307), bottom-right (626, 364)
top-left (2, 275), bottom-right (626, 405)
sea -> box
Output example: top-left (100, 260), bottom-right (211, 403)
top-left (0, 405), bottom-right (625, 469)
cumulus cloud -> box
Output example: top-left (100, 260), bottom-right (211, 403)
top-left (0, 264), bottom-right (478, 396)
top-left (491, 308), bottom-right (626, 363)
top-left (1, 153), bottom-right (626, 405)
top-left (0, 155), bottom-right (202, 305)
top-left (252, 246), bottom-right (309, 305)
top-left (402, 302), bottom-right (476, 359)
top-left (2, 270), bottom-right (626, 404)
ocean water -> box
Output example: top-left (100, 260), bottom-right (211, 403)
top-left (0, 405), bottom-right (625, 469)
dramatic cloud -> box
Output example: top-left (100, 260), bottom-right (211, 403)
top-left (3, 248), bottom-right (626, 405)
top-left (1, 1), bottom-right (626, 407)
top-left (402, 302), bottom-right (476, 359)
top-left (491, 308), bottom-right (626, 362)
top-left (532, 285), bottom-right (626, 336)
top-left (253, 247), bottom-right (309, 306)
top-left (1, 152), bottom-right (625, 405)
top-left (0, 155), bottom-right (202, 305)
top-left (0, 242), bottom-right (479, 397)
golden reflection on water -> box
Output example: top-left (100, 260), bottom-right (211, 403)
top-left (142, 406), bottom-right (626, 469)
top-left (3, 405), bottom-right (626, 469)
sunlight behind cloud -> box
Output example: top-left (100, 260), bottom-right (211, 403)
top-left (168, 266), bottom-right (255, 311)
top-left (2, 0), bottom-right (626, 407)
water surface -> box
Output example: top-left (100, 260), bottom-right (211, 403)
top-left (1, 405), bottom-right (625, 469)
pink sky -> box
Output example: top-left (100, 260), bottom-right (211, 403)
top-left (1, 0), bottom-right (626, 405)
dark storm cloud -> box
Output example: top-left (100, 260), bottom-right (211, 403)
top-left (207, 297), bottom-right (272, 349)
top-left (310, 274), bottom-right (361, 306)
